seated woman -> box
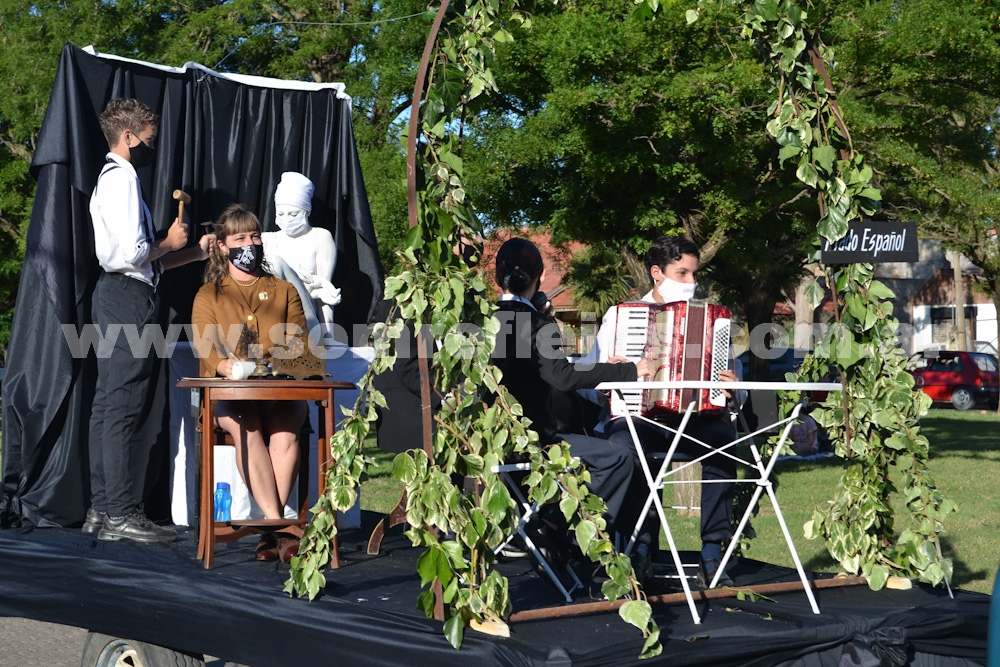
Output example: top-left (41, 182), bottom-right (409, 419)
top-left (789, 402), bottom-right (819, 457)
top-left (490, 238), bottom-right (654, 568)
top-left (191, 203), bottom-right (307, 563)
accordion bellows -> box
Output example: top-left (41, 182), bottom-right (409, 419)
top-left (609, 300), bottom-right (732, 418)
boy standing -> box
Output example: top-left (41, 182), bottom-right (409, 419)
top-left (84, 98), bottom-right (210, 543)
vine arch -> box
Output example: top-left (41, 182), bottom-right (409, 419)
top-left (289, 0), bottom-right (954, 656)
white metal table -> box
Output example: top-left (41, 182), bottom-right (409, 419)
top-left (595, 380), bottom-right (843, 624)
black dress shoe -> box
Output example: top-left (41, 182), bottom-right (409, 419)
top-left (81, 508), bottom-right (105, 536)
top-left (697, 558), bottom-right (733, 588)
top-left (98, 509), bottom-right (177, 544)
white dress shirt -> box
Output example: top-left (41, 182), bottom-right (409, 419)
top-left (90, 152), bottom-right (157, 285)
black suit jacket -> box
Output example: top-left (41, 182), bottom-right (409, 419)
top-left (492, 300), bottom-right (637, 445)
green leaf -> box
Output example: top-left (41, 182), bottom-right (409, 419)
top-left (443, 614), bottom-right (465, 649)
top-left (867, 280), bottom-right (895, 301)
top-left (813, 145), bottom-right (836, 175)
top-left (867, 564), bottom-right (890, 590)
top-left (777, 144), bottom-right (802, 167)
top-left (804, 278), bottom-right (825, 310)
top-left (619, 599), bottom-right (653, 629)
top-left (641, 625), bottom-right (662, 659)
top-left (575, 519), bottom-right (597, 554)
top-left (559, 495), bottom-right (578, 521)
top-left (685, 9), bottom-right (699, 24)
top-left (392, 452), bottom-right (417, 483)
top-left (416, 548), bottom-right (439, 586)
top-left (796, 160), bottom-right (819, 188)
top-left (753, 0), bottom-right (781, 22)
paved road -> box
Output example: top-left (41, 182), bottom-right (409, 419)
top-left (0, 617), bottom-right (86, 667)
top-left (0, 617), bottom-right (228, 666)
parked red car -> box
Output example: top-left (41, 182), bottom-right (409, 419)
top-left (906, 350), bottom-right (1000, 410)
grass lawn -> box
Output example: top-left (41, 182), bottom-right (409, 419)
top-left (630, 408), bottom-right (999, 594)
top-left (359, 408), bottom-right (1000, 594)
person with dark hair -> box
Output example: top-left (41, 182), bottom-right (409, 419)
top-left (491, 237), bottom-right (655, 572)
top-left (581, 234), bottom-right (740, 588)
top-left (789, 402), bottom-right (819, 457)
top-left (84, 97), bottom-right (212, 544)
top-left (190, 203), bottom-right (307, 563)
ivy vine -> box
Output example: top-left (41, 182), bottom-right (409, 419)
top-left (679, 0), bottom-right (955, 589)
top-left (288, 1), bottom-right (955, 660)
top-left (289, 0), bottom-right (662, 658)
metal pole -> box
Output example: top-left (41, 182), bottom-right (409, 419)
top-left (406, 1), bottom-right (452, 623)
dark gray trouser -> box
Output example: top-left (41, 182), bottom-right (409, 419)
top-left (559, 433), bottom-right (646, 537)
top-left (88, 272), bottom-right (158, 517)
top-left (606, 415), bottom-right (737, 545)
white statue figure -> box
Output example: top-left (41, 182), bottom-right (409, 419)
top-left (262, 171), bottom-right (341, 338)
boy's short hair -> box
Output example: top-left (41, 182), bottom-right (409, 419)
top-left (98, 98), bottom-right (159, 148)
top-left (644, 235), bottom-right (700, 272)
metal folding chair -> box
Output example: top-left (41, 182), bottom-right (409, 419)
top-left (492, 462), bottom-right (584, 603)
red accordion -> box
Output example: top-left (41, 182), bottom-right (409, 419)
top-left (608, 301), bottom-right (732, 418)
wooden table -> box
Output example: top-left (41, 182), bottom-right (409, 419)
top-left (176, 378), bottom-right (355, 569)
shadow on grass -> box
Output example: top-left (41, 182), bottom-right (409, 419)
top-left (917, 410), bottom-right (1000, 460)
top-left (941, 535), bottom-right (993, 590)
top-left (360, 434), bottom-right (402, 481)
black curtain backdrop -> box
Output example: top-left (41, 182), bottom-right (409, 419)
top-left (1, 44), bottom-right (383, 528)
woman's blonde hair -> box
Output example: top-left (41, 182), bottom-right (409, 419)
top-left (203, 203), bottom-right (273, 290)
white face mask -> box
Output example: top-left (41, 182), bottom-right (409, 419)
top-left (275, 204), bottom-right (311, 237)
top-left (657, 277), bottom-right (697, 303)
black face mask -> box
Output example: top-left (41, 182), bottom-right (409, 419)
top-left (128, 139), bottom-right (156, 169)
top-left (228, 244), bottom-right (264, 274)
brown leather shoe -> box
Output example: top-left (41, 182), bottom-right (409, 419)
top-left (276, 534), bottom-right (299, 564)
top-left (255, 532), bottom-right (278, 562)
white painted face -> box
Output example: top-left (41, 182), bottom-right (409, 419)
top-left (275, 204), bottom-right (310, 236)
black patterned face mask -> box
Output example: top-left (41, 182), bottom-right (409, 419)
top-left (229, 244), bottom-right (264, 274)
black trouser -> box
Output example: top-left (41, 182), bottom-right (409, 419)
top-left (88, 272), bottom-right (159, 517)
top-left (606, 415), bottom-right (737, 545)
top-left (559, 433), bottom-right (646, 537)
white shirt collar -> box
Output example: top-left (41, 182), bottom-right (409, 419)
top-left (105, 151), bottom-right (138, 177)
top-left (499, 293), bottom-right (537, 310)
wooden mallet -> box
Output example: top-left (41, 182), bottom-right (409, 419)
top-left (172, 189), bottom-right (191, 224)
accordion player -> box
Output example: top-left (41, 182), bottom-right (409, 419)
top-left (607, 300), bottom-right (732, 418)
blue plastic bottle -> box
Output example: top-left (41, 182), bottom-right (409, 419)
top-left (214, 482), bottom-right (232, 522)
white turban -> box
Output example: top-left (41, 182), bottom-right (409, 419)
top-left (274, 172), bottom-right (314, 212)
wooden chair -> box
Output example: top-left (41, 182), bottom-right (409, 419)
top-left (196, 421), bottom-right (312, 568)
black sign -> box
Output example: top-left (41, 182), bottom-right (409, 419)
top-left (821, 220), bottom-right (918, 264)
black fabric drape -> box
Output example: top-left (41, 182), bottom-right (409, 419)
top-left (1, 44), bottom-right (383, 528)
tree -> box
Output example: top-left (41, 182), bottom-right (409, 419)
top-left (816, 0), bottom-right (1000, 335)
top-left (464, 0), bottom-right (820, 350)
top-left (0, 1), bottom-right (430, 349)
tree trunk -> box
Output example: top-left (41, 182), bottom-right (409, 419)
top-left (742, 290), bottom-right (781, 382)
top-left (670, 462), bottom-right (701, 517)
top-left (622, 248), bottom-right (648, 298)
